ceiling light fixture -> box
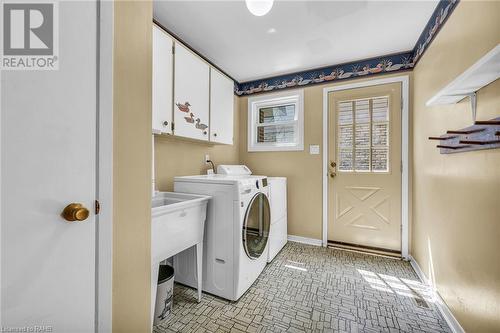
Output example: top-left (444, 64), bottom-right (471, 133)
top-left (245, 0), bottom-right (274, 17)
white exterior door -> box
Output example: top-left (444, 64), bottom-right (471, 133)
top-left (152, 25), bottom-right (173, 135)
top-left (1, 2), bottom-right (98, 331)
top-left (328, 83), bottom-right (402, 253)
top-left (173, 43), bottom-right (209, 141)
top-left (209, 68), bottom-right (234, 145)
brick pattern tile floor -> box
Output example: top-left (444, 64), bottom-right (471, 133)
top-left (154, 242), bottom-right (451, 333)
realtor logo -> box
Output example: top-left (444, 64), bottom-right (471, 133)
top-left (1, 2), bottom-right (59, 70)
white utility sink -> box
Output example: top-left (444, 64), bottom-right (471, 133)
top-left (150, 191), bottom-right (210, 328)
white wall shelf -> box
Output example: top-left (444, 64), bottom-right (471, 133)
top-left (426, 44), bottom-right (500, 106)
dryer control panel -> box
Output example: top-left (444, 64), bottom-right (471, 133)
top-left (217, 165), bottom-right (252, 175)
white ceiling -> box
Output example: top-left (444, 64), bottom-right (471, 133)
top-left (154, 1), bottom-right (438, 82)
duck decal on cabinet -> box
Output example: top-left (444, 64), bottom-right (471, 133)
top-left (176, 102), bottom-right (191, 113)
top-left (177, 101), bottom-right (209, 132)
top-left (195, 118), bottom-right (208, 131)
top-left (184, 112), bottom-right (195, 124)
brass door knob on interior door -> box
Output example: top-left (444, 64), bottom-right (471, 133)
top-left (62, 203), bottom-right (90, 222)
top-left (329, 172), bottom-right (336, 178)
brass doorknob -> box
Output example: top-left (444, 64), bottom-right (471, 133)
top-left (329, 172), bottom-right (336, 178)
top-left (62, 203), bottom-right (90, 222)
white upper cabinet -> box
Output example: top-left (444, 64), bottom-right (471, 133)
top-left (210, 68), bottom-right (234, 145)
top-left (152, 25), bottom-right (173, 135)
top-left (152, 25), bottom-right (234, 143)
top-left (174, 43), bottom-right (210, 141)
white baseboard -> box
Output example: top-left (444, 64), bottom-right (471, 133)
top-left (287, 235), bottom-right (322, 247)
top-left (409, 255), bottom-right (465, 333)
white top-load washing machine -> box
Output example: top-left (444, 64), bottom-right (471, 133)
top-left (173, 165), bottom-right (270, 301)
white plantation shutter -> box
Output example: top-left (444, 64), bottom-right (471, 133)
top-left (371, 97), bottom-right (389, 171)
top-left (337, 96), bottom-right (390, 172)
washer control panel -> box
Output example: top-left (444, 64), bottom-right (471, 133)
top-left (240, 177), bottom-right (268, 195)
top-left (255, 177), bottom-right (268, 189)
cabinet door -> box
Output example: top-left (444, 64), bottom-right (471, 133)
top-left (210, 69), bottom-right (234, 145)
top-left (152, 25), bottom-right (173, 134)
top-left (174, 43), bottom-right (210, 141)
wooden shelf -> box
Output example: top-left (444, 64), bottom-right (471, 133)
top-left (426, 44), bottom-right (500, 106)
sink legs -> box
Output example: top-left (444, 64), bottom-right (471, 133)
top-left (151, 242), bottom-right (204, 331)
top-left (196, 242), bottom-right (203, 302)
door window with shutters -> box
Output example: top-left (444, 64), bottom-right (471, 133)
top-left (337, 96), bottom-right (390, 172)
top-left (247, 90), bottom-right (304, 152)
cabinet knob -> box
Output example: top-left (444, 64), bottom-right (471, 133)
top-left (203, 131), bottom-right (207, 135)
top-left (163, 121), bottom-right (169, 126)
top-left (213, 133), bottom-right (217, 137)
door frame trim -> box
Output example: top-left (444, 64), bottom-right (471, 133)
top-left (322, 75), bottom-right (410, 259)
top-left (97, 0), bottom-right (113, 331)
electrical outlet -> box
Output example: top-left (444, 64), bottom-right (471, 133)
top-left (204, 154), bottom-right (210, 163)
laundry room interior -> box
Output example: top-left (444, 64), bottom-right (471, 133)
top-left (144, 1), bottom-right (500, 332)
top-left (1, 0), bottom-right (499, 333)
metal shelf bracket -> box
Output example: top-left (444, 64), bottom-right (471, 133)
top-left (468, 92), bottom-right (477, 123)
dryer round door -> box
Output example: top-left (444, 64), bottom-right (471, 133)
top-left (242, 192), bottom-right (271, 260)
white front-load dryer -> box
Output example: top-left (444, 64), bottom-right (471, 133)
top-left (172, 166), bottom-right (270, 301)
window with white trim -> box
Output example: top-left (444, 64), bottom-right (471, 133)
top-left (248, 90), bottom-right (304, 152)
top-left (337, 96), bottom-right (390, 172)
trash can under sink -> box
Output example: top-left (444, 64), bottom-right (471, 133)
top-left (154, 264), bottom-right (174, 326)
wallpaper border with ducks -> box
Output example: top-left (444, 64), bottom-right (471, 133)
top-left (234, 0), bottom-right (458, 96)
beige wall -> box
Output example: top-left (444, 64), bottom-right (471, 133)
top-left (113, 1), bottom-right (152, 332)
top-left (238, 72), bottom-right (411, 240)
top-left (155, 97), bottom-right (240, 191)
top-left (412, 2), bottom-right (500, 332)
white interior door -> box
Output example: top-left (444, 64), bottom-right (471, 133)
top-left (1, 2), bottom-right (97, 331)
top-left (328, 83), bottom-right (402, 253)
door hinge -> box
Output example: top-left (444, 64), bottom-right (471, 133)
top-left (172, 45), bottom-right (175, 55)
top-left (171, 122), bottom-right (175, 132)
top-left (95, 200), bottom-right (101, 215)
